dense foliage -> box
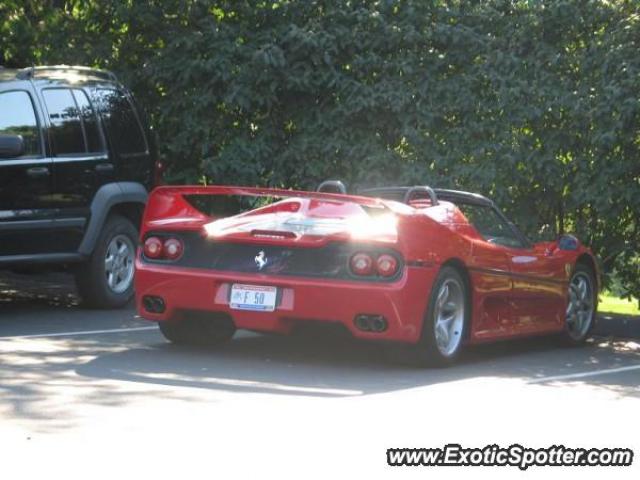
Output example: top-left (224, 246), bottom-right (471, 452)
top-left (1, 1), bottom-right (638, 301)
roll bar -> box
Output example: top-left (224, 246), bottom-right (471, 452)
top-left (403, 186), bottom-right (438, 205)
top-left (316, 180), bottom-right (347, 194)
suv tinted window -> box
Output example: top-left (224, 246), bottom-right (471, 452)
top-left (0, 90), bottom-right (41, 156)
top-left (94, 89), bottom-right (147, 155)
top-left (72, 89), bottom-right (103, 153)
top-left (458, 203), bottom-right (525, 249)
top-left (43, 88), bottom-right (86, 155)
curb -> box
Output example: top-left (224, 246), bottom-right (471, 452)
top-left (594, 313), bottom-right (640, 339)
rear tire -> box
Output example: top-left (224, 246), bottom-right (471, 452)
top-left (75, 214), bottom-right (137, 309)
top-left (158, 312), bottom-right (236, 346)
top-left (406, 266), bottom-right (470, 367)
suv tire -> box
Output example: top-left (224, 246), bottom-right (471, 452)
top-left (75, 214), bottom-right (138, 309)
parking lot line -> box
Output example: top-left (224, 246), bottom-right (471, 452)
top-left (0, 326), bottom-right (157, 340)
top-left (528, 364), bottom-right (640, 383)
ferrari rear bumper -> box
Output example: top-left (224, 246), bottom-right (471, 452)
top-left (135, 261), bottom-right (437, 343)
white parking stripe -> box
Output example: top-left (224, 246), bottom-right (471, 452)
top-left (528, 364), bottom-right (640, 383)
top-left (0, 326), bottom-right (157, 340)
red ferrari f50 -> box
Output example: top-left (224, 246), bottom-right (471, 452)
top-left (135, 182), bottom-right (599, 366)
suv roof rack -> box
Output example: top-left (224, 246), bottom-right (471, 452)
top-left (16, 65), bottom-right (118, 82)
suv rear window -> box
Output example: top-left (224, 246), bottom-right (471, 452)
top-left (93, 89), bottom-right (147, 156)
top-left (0, 90), bottom-right (41, 156)
top-left (43, 88), bottom-right (85, 155)
top-left (72, 89), bottom-right (103, 153)
top-left (42, 88), bottom-right (104, 156)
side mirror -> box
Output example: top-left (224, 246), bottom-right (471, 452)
top-left (557, 234), bottom-right (579, 251)
top-left (0, 134), bottom-right (25, 158)
top-left (540, 234), bottom-right (580, 256)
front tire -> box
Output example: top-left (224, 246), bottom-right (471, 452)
top-left (562, 264), bottom-right (597, 345)
top-left (75, 214), bottom-right (137, 309)
top-left (407, 266), bottom-right (470, 367)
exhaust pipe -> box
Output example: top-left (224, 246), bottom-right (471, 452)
top-left (354, 314), bottom-right (388, 333)
top-left (143, 295), bottom-right (166, 314)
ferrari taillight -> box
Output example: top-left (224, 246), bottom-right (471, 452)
top-left (349, 251), bottom-right (401, 278)
top-left (376, 254), bottom-right (398, 277)
top-left (143, 236), bottom-right (183, 261)
top-left (143, 236), bottom-right (163, 259)
top-left (163, 238), bottom-right (183, 260)
top-left (350, 253), bottom-right (374, 276)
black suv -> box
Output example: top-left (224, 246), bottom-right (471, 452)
top-left (0, 65), bottom-right (159, 308)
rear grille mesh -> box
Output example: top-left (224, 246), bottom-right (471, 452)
top-left (142, 231), bottom-right (402, 282)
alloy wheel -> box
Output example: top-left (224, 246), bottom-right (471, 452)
top-left (104, 234), bottom-right (135, 294)
top-left (565, 272), bottom-right (594, 340)
top-left (433, 278), bottom-right (465, 357)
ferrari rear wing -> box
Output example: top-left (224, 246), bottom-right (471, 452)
top-left (141, 185), bottom-right (396, 233)
top-left (150, 185), bottom-right (389, 208)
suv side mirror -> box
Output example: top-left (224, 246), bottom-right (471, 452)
top-left (0, 134), bottom-right (25, 158)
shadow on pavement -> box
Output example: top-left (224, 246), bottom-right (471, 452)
top-left (74, 330), bottom-right (640, 399)
top-left (0, 271), bottom-right (80, 310)
top-left (1, 270), bottom-right (639, 434)
top-left (2, 320), bottom-right (639, 434)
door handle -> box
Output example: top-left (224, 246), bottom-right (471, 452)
top-left (95, 163), bottom-right (115, 173)
top-left (26, 166), bottom-right (50, 178)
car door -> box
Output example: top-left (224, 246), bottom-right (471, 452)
top-left (462, 203), bottom-right (566, 332)
top-left (504, 241), bottom-right (568, 332)
top-left (38, 86), bottom-right (112, 252)
top-left (459, 204), bottom-right (565, 335)
top-left (456, 203), bottom-right (515, 338)
top-left (0, 87), bottom-right (59, 257)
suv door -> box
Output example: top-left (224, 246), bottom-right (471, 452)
top-left (0, 88), bottom-right (59, 257)
top-left (91, 88), bottom-right (152, 187)
top-left (39, 87), bottom-right (112, 252)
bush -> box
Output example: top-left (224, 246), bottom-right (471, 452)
top-left (1, 0), bottom-right (638, 300)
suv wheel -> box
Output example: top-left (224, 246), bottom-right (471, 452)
top-left (75, 214), bottom-right (138, 308)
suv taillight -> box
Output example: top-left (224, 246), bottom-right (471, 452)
top-left (153, 160), bottom-right (166, 186)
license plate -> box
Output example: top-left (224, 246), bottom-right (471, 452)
top-left (229, 284), bottom-right (277, 312)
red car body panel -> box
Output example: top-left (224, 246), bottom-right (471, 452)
top-left (135, 185), bottom-right (599, 345)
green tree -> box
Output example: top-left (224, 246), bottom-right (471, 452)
top-left (1, 0), bottom-right (638, 303)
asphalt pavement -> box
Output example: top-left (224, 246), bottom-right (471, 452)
top-left (1, 272), bottom-right (639, 479)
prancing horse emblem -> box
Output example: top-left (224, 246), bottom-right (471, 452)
top-left (255, 251), bottom-right (267, 270)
